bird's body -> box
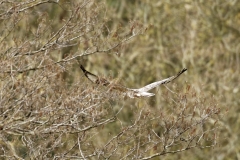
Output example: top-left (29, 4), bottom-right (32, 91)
top-left (80, 65), bottom-right (187, 98)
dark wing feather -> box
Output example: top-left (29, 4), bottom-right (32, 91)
top-left (136, 68), bottom-right (187, 92)
top-left (80, 65), bottom-right (110, 86)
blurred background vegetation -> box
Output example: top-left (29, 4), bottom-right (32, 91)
top-left (0, 0), bottom-right (239, 159)
top-left (96, 1), bottom-right (240, 158)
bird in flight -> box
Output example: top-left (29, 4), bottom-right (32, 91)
top-left (80, 65), bottom-right (187, 98)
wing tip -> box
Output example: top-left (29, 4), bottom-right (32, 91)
top-left (80, 64), bottom-right (86, 72)
top-left (181, 68), bottom-right (187, 73)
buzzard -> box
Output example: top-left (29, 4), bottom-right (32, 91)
top-left (80, 65), bottom-right (187, 98)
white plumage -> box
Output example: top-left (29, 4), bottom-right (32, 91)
top-left (80, 65), bottom-right (187, 98)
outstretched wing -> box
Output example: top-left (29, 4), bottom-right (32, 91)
top-left (80, 65), bottom-right (130, 92)
top-left (80, 65), bottom-right (110, 86)
top-left (136, 68), bottom-right (187, 92)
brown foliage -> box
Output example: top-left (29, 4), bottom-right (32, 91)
top-left (1, 0), bottom-right (236, 159)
